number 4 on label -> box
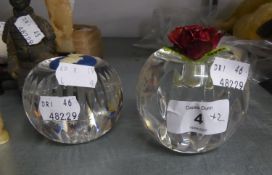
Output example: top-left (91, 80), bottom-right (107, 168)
top-left (194, 114), bottom-right (203, 124)
top-left (49, 113), bottom-right (54, 120)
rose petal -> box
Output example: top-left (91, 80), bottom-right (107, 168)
top-left (212, 32), bottom-right (223, 48)
top-left (185, 41), bottom-right (213, 60)
top-left (196, 30), bottom-right (211, 42)
top-left (168, 25), bottom-right (223, 60)
top-left (178, 29), bottom-right (194, 48)
top-left (168, 27), bottom-right (184, 47)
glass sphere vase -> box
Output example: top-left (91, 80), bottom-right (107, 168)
top-left (22, 55), bottom-right (123, 144)
top-left (136, 47), bottom-right (250, 153)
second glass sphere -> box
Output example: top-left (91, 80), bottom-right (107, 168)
top-left (136, 47), bottom-right (250, 153)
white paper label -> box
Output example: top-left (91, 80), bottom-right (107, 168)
top-left (56, 63), bottom-right (97, 88)
top-left (210, 57), bottom-right (250, 90)
top-left (167, 99), bottom-right (229, 135)
top-left (39, 96), bottom-right (80, 121)
top-left (14, 15), bottom-right (45, 45)
top-left (0, 22), bottom-right (5, 34)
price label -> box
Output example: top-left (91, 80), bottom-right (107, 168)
top-left (0, 22), bottom-right (5, 34)
top-left (210, 57), bottom-right (250, 90)
top-left (39, 96), bottom-right (80, 121)
top-left (56, 63), bottom-right (97, 88)
top-left (167, 99), bottom-right (229, 135)
top-left (14, 15), bottom-right (45, 45)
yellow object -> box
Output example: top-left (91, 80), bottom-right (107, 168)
top-left (233, 3), bottom-right (272, 40)
top-left (60, 53), bottom-right (84, 63)
top-left (45, 0), bottom-right (75, 53)
top-left (217, 0), bottom-right (272, 40)
top-left (0, 113), bottom-right (9, 144)
top-left (218, 0), bottom-right (272, 31)
top-left (44, 1), bottom-right (103, 57)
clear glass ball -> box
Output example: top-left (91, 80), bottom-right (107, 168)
top-left (22, 55), bottom-right (123, 144)
top-left (136, 47), bottom-right (250, 153)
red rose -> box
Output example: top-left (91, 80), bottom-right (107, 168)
top-left (168, 25), bottom-right (223, 60)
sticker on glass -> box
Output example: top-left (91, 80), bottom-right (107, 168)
top-left (167, 99), bottom-right (229, 135)
top-left (39, 96), bottom-right (80, 121)
top-left (56, 62), bottom-right (97, 88)
top-left (14, 15), bottom-right (45, 45)
top-left (210, 57), bottom-right (250, 90)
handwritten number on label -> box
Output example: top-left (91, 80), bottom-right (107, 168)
top-left (210, 57), bottom-right (250, 90)
top-left (39, 96), bottom-right (80, 121)
top-left (49, 112), bottom-right (78, 121)
top-left (17, 26), bottom-right (34, 44)
top-left (220, 78), bottom-right (244, 90)
top-left (72, 112), bottom-right (77, 119)
top-left (49, 113), bottom-right (53, 120)
top-left (235, 66), bottom-right (244, 75)
top-left (210, 113), bottom-right (225, 122)
top-left (210, 113), bottom-right (216, 120)
top-left (66, 113), bottom-right (71, 120)
top-left (15, 15), bottom-right (45, 45)
top-left (63, 99), bottom-right (72, 107)
top-left (217, 113), bottom-right (224, 122)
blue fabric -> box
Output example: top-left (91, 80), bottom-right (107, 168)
top-left (76, 55), bottom-right (97, 66)
top-left (49, 55), bottom-right (97, 70)
top-left (49, 57), bottom-right (64, 70)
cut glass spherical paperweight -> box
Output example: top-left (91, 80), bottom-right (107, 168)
top-left (22, 54), bottom-right (123, 144)
top-left (137, 47), bottom-right (250, 153)
top-left (136, 26), bottom-right (250, 153)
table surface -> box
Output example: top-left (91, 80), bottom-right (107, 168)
top-left (0, 38), bottom-right (272, 175)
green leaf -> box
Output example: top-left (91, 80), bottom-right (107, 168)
top-left (161, 46), bottom-right (230, 64)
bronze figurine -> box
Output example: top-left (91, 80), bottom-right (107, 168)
top-left (2, 0), bottom-right (57, 88)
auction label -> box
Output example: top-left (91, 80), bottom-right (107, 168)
top-left (167, 99), bottom-right (229, 135)
top-left (15, 15), bottom-right (45, 45)
top-left (210, 57), bottom-right (250, 90)
top-left (39, 96), bottom-right (80, 121)
top-left (56, 63), bottom-right (97, 88)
